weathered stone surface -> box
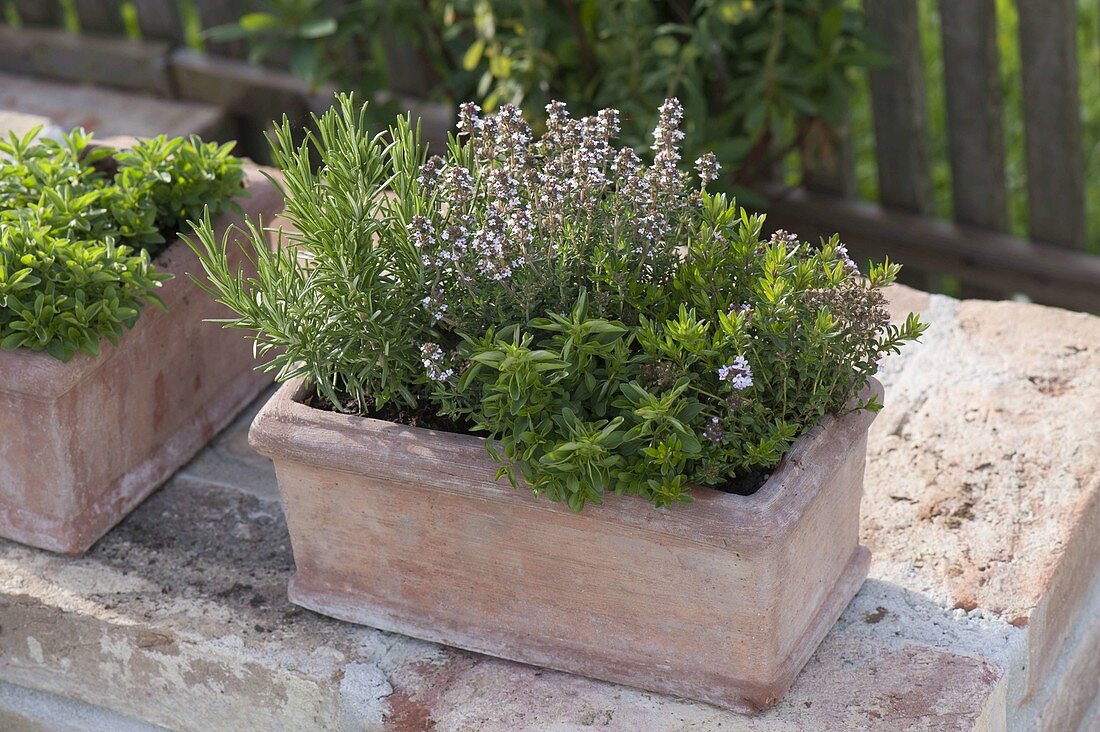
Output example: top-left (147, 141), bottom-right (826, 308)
top-left (0, 285), bottom-right (1096, 730)
top-left (0, 72), bottom-right (230, 140)
top-left (0, 110), bottom-right (60, 139)
top-left (872, 289), bottom-right (1100, 700)
top-left (0, 27), bottom-right (172, 94)
top-left (0, 681), bottom-right (162, 732)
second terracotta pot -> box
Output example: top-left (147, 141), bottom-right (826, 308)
top-left (0, 166), bottom-right (283, 555)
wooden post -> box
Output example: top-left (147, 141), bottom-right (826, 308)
top-left (938, 0), bottom-right (1010, 300)
top-left (939, 0), bottom-right (1008, 232)
top-left (131, 0), bottom-right (183, 43)
top-left (862, 0), bottom-right (939, 292)
top-left (1017, 0), bottom-right (1086, 249)
top-left (802, 99), bottom-right (857, 199)
top-left (192, 0), bottom-right (247, 57)
top-left (71, 0), bottom-right (124, 34)
top-left (863, 0), bottom-right (932, 215)
top-left (12, 0), bottom-right (60, 26)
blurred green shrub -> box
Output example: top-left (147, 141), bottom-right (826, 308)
top-left (209, 0), bottom-right (883, 192)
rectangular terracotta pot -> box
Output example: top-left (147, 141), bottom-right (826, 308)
top-left (0, 165), bottom-right (283, 555)
top-left (250, 376), bottom-right (883, 712)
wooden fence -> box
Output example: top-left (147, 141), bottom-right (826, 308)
top-left (8, 1), bottom-right (233, 50)
top-left (4, 0), bottom-right (1100, 311)
top-left (0, 0), bottom-right (344, 164)
top-left (771, 0), bottom-right (1100, 312)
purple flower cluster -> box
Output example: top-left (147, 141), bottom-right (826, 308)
top-left (420, 343), bottom-right (454, 382)
top-left (703, 416), bottom-right (725, 444)
top-left (769, 229), bottom-right (799, 246)
top-left (412, 97), bottom-right (710, 323)
top-left (835, 242), bottom-right (859, 274)
top-left (718, 355), bottom-right (753, 391)
top-left (694, 153), bottom-right (721, 186)
top-left (421, 292), bottom-right (448, 322)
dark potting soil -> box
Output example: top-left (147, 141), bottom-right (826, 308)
top-left (304, 387), bottom-right (775, 497)
top-left (715, 468), bottom-right (773, 496)
top-left (303, 389), bottom-right (476, 435)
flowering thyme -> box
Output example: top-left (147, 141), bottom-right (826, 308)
top-left (835, 242), bottom-right (859, 274)
top-left (414, 97), bottom-right (709, 328)
top-left (694, 153), bottom-right (721, 186)
top-left (191, 93), bottom-right (927, 511)
top-left (770, 229), bottom-right (799, 246)
top-left (703, 417), bottom-right (725, 444)
top-left (420, 343), bottom-right (454, 382)
top-left (421, 293), bottom-right (448, 322)
top-left (718, 356), bottom-right (754, 391)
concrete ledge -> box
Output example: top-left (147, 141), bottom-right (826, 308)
top-left (0, 27), bottom-right (172, 95)
top-left (0, 682), bottom-right (163, 732)
top-left (0, 286), bottom-right (1097, 730)
top-left (0, 72), bottom-right (230, 141)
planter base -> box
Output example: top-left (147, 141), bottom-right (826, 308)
top-left (287, 545), bottom-right (869, 712)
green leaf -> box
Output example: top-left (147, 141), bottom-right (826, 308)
top-left (463, 39), bottom-right (486, 71)
top-left (299, 17), bottom-right (338, 39)
top-left (239, 12), bottom-right (281, 32)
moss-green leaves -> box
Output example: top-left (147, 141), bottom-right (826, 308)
top-left (0, 127), bottom-right (243, 362)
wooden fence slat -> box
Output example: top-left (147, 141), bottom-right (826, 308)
top-left (132, 0), bottom-right (183, 42)
top-left (13, 1), bottom-right (60, 26)
top-left (0, 25), bottom-right (172, 94)
top-left (760, 184), bottom-right (1100, 313)
top-left (938, 0), bottom-right (1008, 232)
top-left (1017, 0), bottom-right (1086, 249)
top-left (862, 0), bottom-right (932, 214)
top-left (71, 0), bottom-right (125, 34)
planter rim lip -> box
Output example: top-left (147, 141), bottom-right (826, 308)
top-left (0, 165), bottom-right (275, 400)
top-left (251, 374), bottom-right (882, 551)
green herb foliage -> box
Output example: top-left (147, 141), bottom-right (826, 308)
top-left (191, 96), bottom-right (924, 510)
top-left (0, 127), bottom-right (244, 361)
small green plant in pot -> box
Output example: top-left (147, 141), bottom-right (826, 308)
top-left (0, 128), bottom-right (244, 361)
top-left (201, 94), bottom-right (924, 711)
top-left (0, 128), bottom-right (284, 556)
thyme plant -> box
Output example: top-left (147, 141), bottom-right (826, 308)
top-left (0, 127), bottom-right (244, 361)
top-left (191, 95), bottom-right (924, 510)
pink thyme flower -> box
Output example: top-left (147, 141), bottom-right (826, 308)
top-left (694, 152), bottom-right (721, 186)
top-left (718, 356), bottom-right (753, 391)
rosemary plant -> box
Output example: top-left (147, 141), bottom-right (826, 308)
top-left (190, 95), bottom-right (925, 510)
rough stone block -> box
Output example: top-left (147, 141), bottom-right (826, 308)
top-left (0, 71), bottom-right (230, 141)
top-left (0, 285), bottom-right (1096, 730)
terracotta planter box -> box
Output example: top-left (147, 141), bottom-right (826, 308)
top-left (251, 376), bottom-right (883, 712)
top-left (0, 165), bottom-right (283, 555)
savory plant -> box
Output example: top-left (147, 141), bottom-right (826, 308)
top-left (0, 127), bottom-right (244, 361)
top-left (191, 95), bottom-right (924, 510)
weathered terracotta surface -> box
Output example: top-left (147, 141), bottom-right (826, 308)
top-left (0, 165), bottom-right (283, 555)
top-left (249, 376), bottom-right (882, 713)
